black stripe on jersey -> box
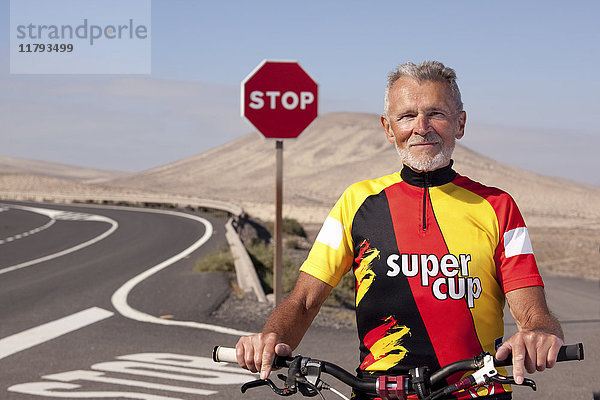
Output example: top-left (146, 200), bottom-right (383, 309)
top-left (351, 190), bottom-right (442, 375)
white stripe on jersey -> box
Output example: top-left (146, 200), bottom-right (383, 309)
top-left (503, 227), bottom-right (534, 258)
top-left (315, 217), bottom-right (344, 250)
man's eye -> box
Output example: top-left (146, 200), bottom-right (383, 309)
top-left (429, 111), bottom-right (448, 119)
top-left (398, 114), bottom-right (415, 121)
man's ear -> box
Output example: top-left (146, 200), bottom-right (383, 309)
top-left (456, 111), bottom-right (467, 140)
top-left (381, 115), bottom-right (396, 144)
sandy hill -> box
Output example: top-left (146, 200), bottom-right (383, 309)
top-left (1, 112), bottom-right (599, 279)
top-left (105, 112), bottom-right (600, 279)
top-left (0, 157), bottom-right (130, 183)
top-left (107, 112), bottom-right (600, 225)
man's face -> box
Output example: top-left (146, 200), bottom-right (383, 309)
top-left (381, 77), bottom-right (466, 172)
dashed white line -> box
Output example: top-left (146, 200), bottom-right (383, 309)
top-left (0, 205), bottom-right (118, 276)
top-left (0, 211), bottom-right (56, 245)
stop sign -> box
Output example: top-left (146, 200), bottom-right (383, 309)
top-left (241, 60), bottom-right (318, 139)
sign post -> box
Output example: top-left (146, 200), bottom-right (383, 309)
top-left (274, 140), bottom-right (283, 306)
top-left (241, 60), bottom-right (318, 306)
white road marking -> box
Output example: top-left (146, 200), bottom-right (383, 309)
top-left (9, 382), bottom-right (181, 399)
top-left (0, 307), bottom-right (114, 360)
top-left (117, 352), bottom-right (253, 375)
top-left (0, 204), bottom-right (118, 275)
top-left (0, 213), bottom-right (56, 245)
top-left (110, 207), bottom-right (255, 337)
top-left (92, 360), bottom-right (252, 384)
top-left (42, 370), bottom-right (217, 396)
top-left (9, 353), bottom-right (253, 398)
top-left (3, 201), bottom-right (255, 337)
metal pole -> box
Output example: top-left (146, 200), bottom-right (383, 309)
top-left (273, 140), bottom-right (284, 306)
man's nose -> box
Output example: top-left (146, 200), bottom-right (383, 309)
top-left (413, 114), bottom-right (430, 135)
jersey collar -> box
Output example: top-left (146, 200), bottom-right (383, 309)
top-left (400, 160), bottom-right (457, 188)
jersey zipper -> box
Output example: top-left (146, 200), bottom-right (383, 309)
top-left (422, 172), bottom-right (430, 231)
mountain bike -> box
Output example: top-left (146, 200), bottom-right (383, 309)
top-left (213, 343), bottom-right (584, 400)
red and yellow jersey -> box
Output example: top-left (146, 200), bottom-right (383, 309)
top-left (300, 163), bottom-right (543, 399)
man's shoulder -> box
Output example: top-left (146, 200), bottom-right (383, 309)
top-left (453, 173), bottom-right (512, 198)
top-left (330, 172), bottom-right (402, 215)
top-left (344, 171), bottom-right (402, 196)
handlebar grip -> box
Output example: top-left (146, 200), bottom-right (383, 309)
top-left (213, 345), bottom-right (293, 368)
top-left (557, 343), bottom-right (584, 362)
top-left (494, 343), bottom-right (584, 366)
top-left (213, 346), bottom-right (238, 363)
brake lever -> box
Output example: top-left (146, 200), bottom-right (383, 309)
top-left (240, 378), bottom-right (297, 396)
top-left (488, 374), bottom-right (537, 391)
top-left (462, 354), bottom-right (536, 394)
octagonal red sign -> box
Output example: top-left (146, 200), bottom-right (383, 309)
top-left (241, 60), bottom-right (318, 139)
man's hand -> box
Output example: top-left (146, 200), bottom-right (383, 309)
top-left (500, 286), bottom-right (564, 384)
top-left (496, 330), bottom-right (564, 384)
top-left (234, 273), bottom-right (332, 380)
top-left (235, 332), bottom-right (292, 380)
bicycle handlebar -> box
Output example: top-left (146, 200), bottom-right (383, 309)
top-left (213, 343), bottom-right (584, 399)
top-left (428, 343), bottom-right (583, 387)
top-left (212, 346), bottom-right (237, 363)
top-left (493, 342), bottom-right (584, 367)
top-left (213, 342), bottom-right (583, 370)
top-left (212, 346), bottom-right (295, 369)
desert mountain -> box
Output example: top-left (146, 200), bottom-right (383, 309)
top-left (104, 112), bottom-right (600, 279)
top-left (0, 157), bottom-right (129, 183)
top-left (107, 112), bottom-right (600, 226)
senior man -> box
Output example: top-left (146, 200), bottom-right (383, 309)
top-left (236, 61), bottom-right (563, 400)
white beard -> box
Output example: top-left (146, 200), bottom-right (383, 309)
top-left (393, 131), bottom-right (455, 172)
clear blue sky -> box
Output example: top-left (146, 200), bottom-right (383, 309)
top-left (1, 0), bottom-right (599, 184)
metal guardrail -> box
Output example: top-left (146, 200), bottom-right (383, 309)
top-left (0, 191), bottom-right (267, 303)
top-left (0, 192), bottom-right (243, 215)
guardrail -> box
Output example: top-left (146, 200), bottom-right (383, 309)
top-left (0, 191), bottom-right (267, 303)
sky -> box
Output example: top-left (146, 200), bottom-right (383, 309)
top-left (1, 0), bottom-right (599, 185)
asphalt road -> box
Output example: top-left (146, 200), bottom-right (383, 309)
top-left (0, 200), bottom-right (597, 400)
top-left (0, 200), bottom-right (254, 400)
top-left (503, 275), bottom-right (599, 399)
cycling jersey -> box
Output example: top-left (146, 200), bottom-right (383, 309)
top-left (299, 162), bottom-right (543, 399)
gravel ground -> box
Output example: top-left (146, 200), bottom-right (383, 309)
top-left (211, 218), bottom-right (357, 332)
top-left (209, 278), bottom-right (357, 334)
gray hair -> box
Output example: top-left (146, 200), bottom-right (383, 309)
top-left (383, 61), bottom-right (463, 117)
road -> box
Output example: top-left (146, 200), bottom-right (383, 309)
top-left (0, 200), bottom-right (255, 399)
top-left (0, 200), bottom-right (597, 399)
top-left (503, 275), bottom-right (599, 399)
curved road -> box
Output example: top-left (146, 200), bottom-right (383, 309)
top-left (0, 200), bottom-right (255, 399)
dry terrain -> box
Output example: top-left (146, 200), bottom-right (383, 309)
top-left (0, 157), bottom-right (130, 183)
top-left (1, 112), bottom-right (599, 280)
